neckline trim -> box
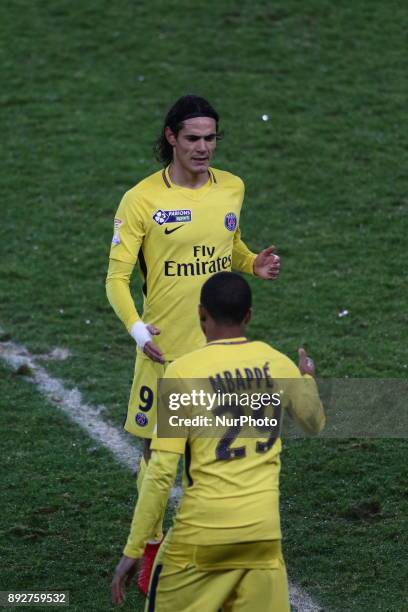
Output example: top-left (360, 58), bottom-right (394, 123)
top-left (206, 337), bottom-right (251, 347)
top-left (162, 166), bottom-right (217, 189)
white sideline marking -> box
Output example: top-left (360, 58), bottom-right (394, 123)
top-left (37, 347), bottom-right (73, 361)
top-left (0, 337), bottom-right (322, 611)
top-left (0, 340), bottom-right (140, 472)
top-left (290, 584), bottom-right (323, 612)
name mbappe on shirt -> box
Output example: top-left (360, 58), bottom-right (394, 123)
top-left (209, 363), bottom-right (275, 393)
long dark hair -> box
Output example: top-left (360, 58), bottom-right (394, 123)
top-left (154, 95), bottom-right (221, 166)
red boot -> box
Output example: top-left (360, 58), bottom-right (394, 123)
top-left (137, 541), bottom-right (161, 595)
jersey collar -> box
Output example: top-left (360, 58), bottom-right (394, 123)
top-left (162, 166), bottom-right (217, 189)
top-left (206, 337), bottom-right (251, 346)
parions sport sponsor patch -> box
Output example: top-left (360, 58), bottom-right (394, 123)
top-left (153, 209), bottom-right (192, 225)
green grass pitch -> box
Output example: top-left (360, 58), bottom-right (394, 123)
top-left (0, 1), bottom-right (407, 610)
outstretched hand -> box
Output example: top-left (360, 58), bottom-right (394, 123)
top-left (111, 555), bottom-right (139, 604)
top-left (253, 246), bottom-right (281, 280)
top-left (143, 325), bottom-right (165, 364)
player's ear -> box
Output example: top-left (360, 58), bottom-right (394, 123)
top-left (198, 304), bottom-right (207, 323)
top-left (243, 308), bottom-right (252, 326)
top-left (165, 126), bottom-right (176, 146)
top-left (198, 304), bottom-right (208, 334)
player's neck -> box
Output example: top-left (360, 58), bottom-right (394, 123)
top-left (168, 163), bottom-right (209, 189)
top-left (206, 325), bottom-right (246, 343)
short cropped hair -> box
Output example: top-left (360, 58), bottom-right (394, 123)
top-left (200, 272), bottom-right (252, 325)
top-left (154, 95), bottom-right (222, 166)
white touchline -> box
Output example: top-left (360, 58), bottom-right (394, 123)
top-left (0, 335), bottom-right (322, 612)
top-left (0, 337), bottom-right (182, 503)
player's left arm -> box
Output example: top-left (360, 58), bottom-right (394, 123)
top-left (111, 449), bottom-right (181, 604)
top-left (284, 349), bottom-right (326, 435)
top-left (231, 226), bottom-right (256, 274)
top-left (232, 227), bottom-right (280, 280)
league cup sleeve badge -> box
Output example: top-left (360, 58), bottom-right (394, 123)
top-left (112, 218), bottom-right (123, 245)
top-left (224, 212), bottom-right (238, 232)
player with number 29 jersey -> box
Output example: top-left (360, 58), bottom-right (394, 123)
top-left (124, 336), bottom-right (325, 555)
top-left (111, 271), bottom-right (325, 611)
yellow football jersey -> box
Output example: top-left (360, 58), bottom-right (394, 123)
top-left (151, 337), bottom-right (325, 546)
top-left (108, 167), bottom-right (255, 360)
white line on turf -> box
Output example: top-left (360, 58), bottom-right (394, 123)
top-left (0, 336), bottom-right (322, 612)
top-left (0, 340), bottom-right (141, 470)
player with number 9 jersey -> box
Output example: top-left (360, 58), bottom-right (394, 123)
top-left (107, 166), bottom-right (256, 438)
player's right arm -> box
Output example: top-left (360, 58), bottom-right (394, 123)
top-left (106, 259), bottom-right (139, 331)
top-left (106, 191), bottom-right (164, 362)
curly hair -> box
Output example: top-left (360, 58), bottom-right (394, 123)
top-left (154, 95), bottom-right (222, 166)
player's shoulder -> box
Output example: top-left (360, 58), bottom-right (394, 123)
top-left (125, 168), bottom-right (165, 198)
top-left (251, 341), bottom-right (300, 375)
top-left (117, 169), bottom-right (167, 215)
top-left (210, 167), bottom-right (245, 190)
top-left (165, 346), bottom-right (207, 377)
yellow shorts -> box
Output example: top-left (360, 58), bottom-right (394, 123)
top-left (124, 352), bottom-right (171, 438)
top-left (145, 537), bottom-right (290, 612)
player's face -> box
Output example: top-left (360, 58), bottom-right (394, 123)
top-left (167, 117), bottom-right (217, 175)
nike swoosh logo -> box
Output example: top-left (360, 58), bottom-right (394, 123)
top-left (164, 225), bottom-right (184, 235)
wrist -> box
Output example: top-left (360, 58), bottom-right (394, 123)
top-left (252, 255), bottom-right (259, 277)
top-left (130, 321), bottom-right (152, 349)
top-left (123, 543), bottom-right (144, 559)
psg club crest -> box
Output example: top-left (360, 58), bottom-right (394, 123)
top-left (224, 212), bottom-right (237, 232)
top-left (135, 413), bottom-right (148, 427)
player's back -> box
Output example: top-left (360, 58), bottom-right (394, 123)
top-left (163, 338), bottom-right (313, 546)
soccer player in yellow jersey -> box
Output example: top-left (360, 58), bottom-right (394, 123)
top-left (111, 272), bottom-right (325, 611)
top-left (106, 95), bottom-right (280, 590)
